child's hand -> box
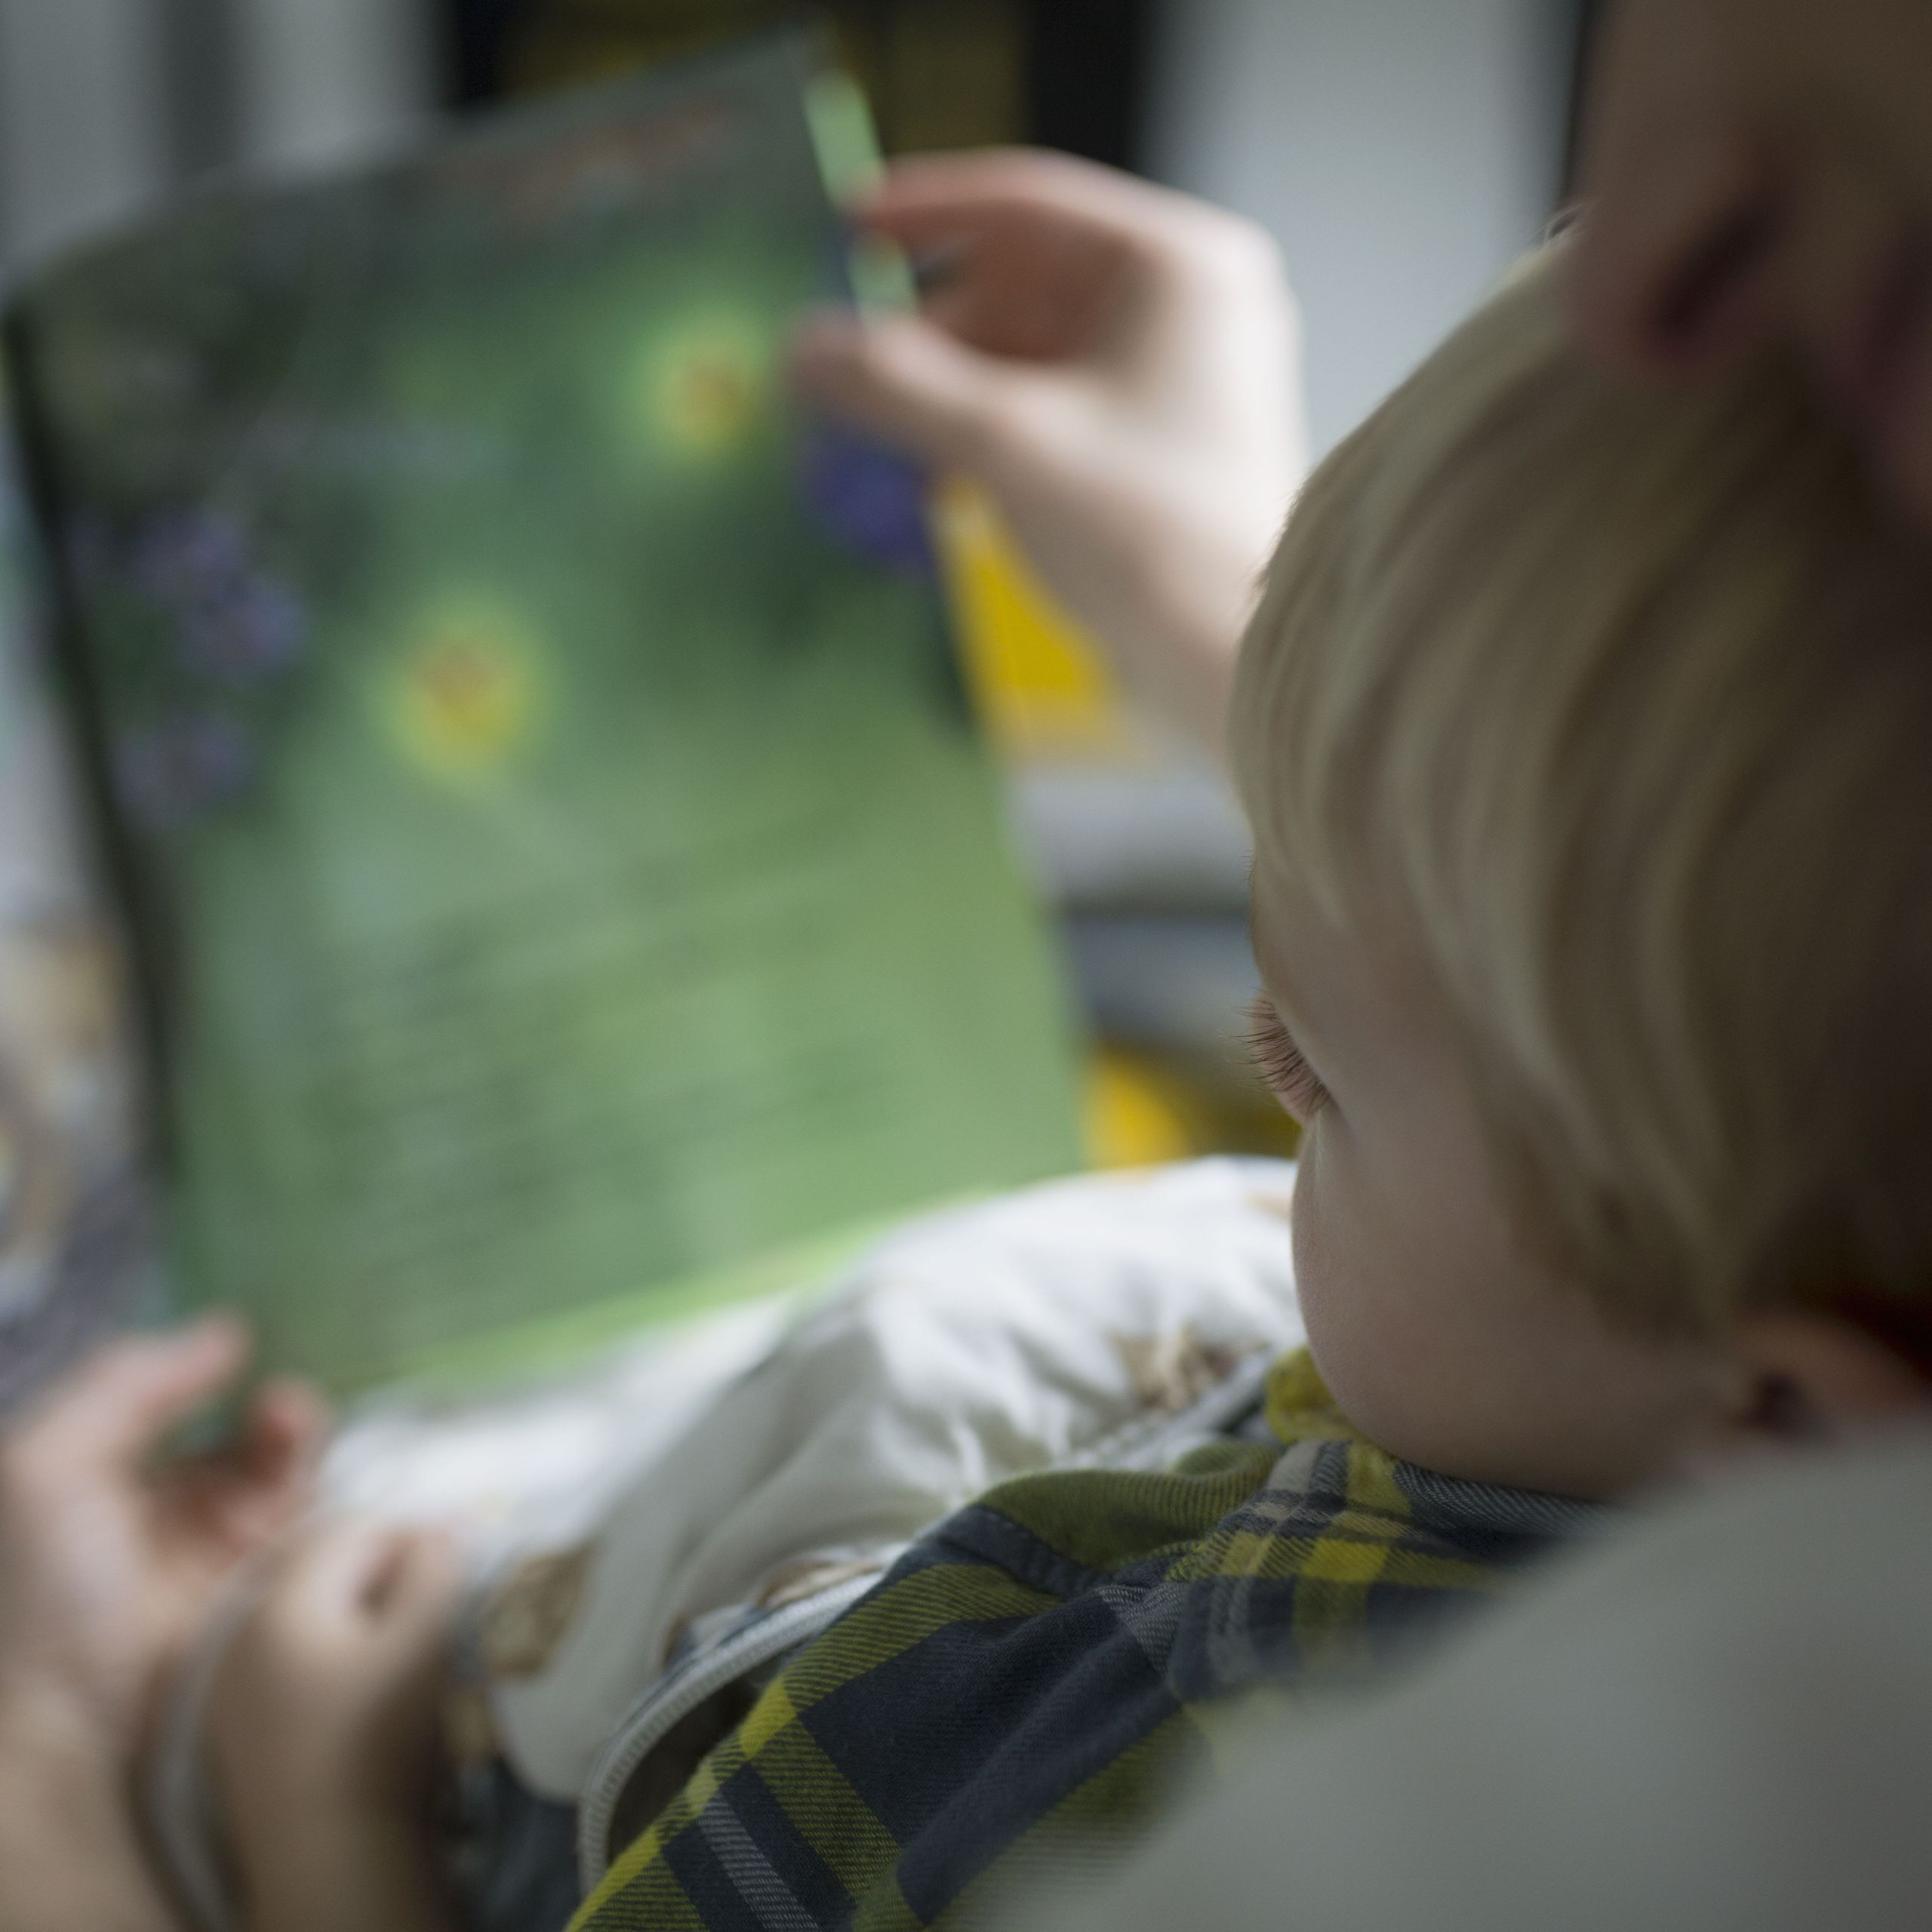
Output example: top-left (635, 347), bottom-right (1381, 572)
top-left (211, 1518), bottom-right (466, 1932)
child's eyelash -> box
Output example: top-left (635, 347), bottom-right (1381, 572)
top-left (1245, 993), bottom-right (1329, 1120)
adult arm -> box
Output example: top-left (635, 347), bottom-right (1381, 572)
top-left (792, 149), bottom-right (1308, 761)
top-left (0, 1698), bottom-right (183, 1932)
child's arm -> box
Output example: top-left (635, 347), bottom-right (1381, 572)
top-left (210, 1520), bottom-right (466, 1932)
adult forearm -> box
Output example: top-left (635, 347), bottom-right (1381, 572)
top-left (989, 455), bottom-right (1281, 768)
top-left (231, 1815), bottom-right (460, 1932)
top-left (1109, 509), bottom-right (1272, 764)
top-left (0, 1694), bottom-right (181, 1932)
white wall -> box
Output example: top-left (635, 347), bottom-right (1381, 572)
top-left (1149, 0), bottom-right (1576, 454)
top-left (236, 0), bottom-right (435, 174)
top-left (0, 0), bottom-right (168, 267)
top-left (0, 0), bottom-right (437, 274)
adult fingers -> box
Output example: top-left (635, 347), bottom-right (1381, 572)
top-left (6, 1319), bottom-right (248, 1484)
top-left (1569, 0), bottom-right (1783, 380)
top-left (1572, 126), bottom-right (1783, 380)
top-left (356, 1531), bottom-right (466, 1769)
top-left (790, 310), bottom-right (1037, 474)
top-left (857, 148), bottom-right (1204, 255)
top-left (232, 1518), bottom-right (413, 1673)
top-left (371, 1527), bottom-right (466, 1638)
top-left (230, 1380), bottom-right (331, 1497)
top-left (180, 1379), bottom-right (332, 1544)
top-left (242, 1380), bottom-right (331, 1475)
top-left (1764, 149), bottom-right (1932, 523)
top-left (301, 1521), bottom-right (463, 1682)
top-left (857, 149), bottom-right (1277, 305)
top-left (1775, 154), bottom-right (1918, 417)
top-left (260, 1518), bottom-right (461, 1631)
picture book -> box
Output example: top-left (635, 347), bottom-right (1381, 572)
top-left (0, 29), bottom-right (1082, 1400)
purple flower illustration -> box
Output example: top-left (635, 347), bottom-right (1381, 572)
top-left (133, 509), bottom-right (250, 608)
top-left (113, 713), bottom-right (257, 830)
top-left (177, 578), bottom-right (309, 685)
top-left (118, 507), bottom-right (310, 691)
top-left (796, 424), bottom-right (936, 577)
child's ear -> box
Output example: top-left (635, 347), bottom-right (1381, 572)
top-left (1726, 1309), bottom-right (1930, 1442)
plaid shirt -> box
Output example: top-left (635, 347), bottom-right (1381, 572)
top-left (571, 1351), bottom-right (1599, 1931)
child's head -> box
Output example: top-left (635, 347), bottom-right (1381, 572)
top-left (1234, 244), bottom-right (1932, 1499)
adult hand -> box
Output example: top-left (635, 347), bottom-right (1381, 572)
top-left (791, 149), bottom-right (1308, 760)
top-left (211, 1518), bottom-right (464, 1932)
top-left (1572, 0), bottom-right (1932, 525)
top-left (0, 1320), bottom-right (325, 1765)
top-left (0, 1321), bottom-right (325, 1932)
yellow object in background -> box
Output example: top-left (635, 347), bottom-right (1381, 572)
top-left (1084, 1048), bottom-right (1198, 1169)
top-left (932, 478), bottom-right (1140, 764)
top-left (1084, 1048), bottom-right (1301, 1171)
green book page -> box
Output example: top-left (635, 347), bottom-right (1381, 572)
top-left (9, 33), bottom-right (1082, 1398)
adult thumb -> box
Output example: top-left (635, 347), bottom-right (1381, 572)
top-left (14, 1317), bottom-right (248, 1478)
top-left (789, 311), bottom-right (1028, 474)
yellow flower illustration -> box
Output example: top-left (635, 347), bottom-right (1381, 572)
top-left (386, 605), bottom-right (542, 779)
top-left (638, 313), bottom-right (769, 458)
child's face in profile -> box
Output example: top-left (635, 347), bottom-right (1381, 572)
top-left (1245, 846), bottom-right (1734, 1500)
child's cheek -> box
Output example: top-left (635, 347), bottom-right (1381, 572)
top-left (1287, 1118), bottom-right (1429, 1447)
top-left (1287, 1120), bottom-right (1349, 1371)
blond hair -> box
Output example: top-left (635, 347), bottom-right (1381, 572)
top-left (1234, 243), bottom-right (1932, 1339)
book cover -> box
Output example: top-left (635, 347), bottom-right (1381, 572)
top-left (0, 371), bottom-right (149, 1408)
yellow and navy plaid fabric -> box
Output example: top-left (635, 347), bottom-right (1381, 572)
top-left (572, 1350), bottom-right (1599, 1931)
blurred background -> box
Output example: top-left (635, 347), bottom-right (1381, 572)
top-left (0, 0), bottom-right (1601, 1168)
